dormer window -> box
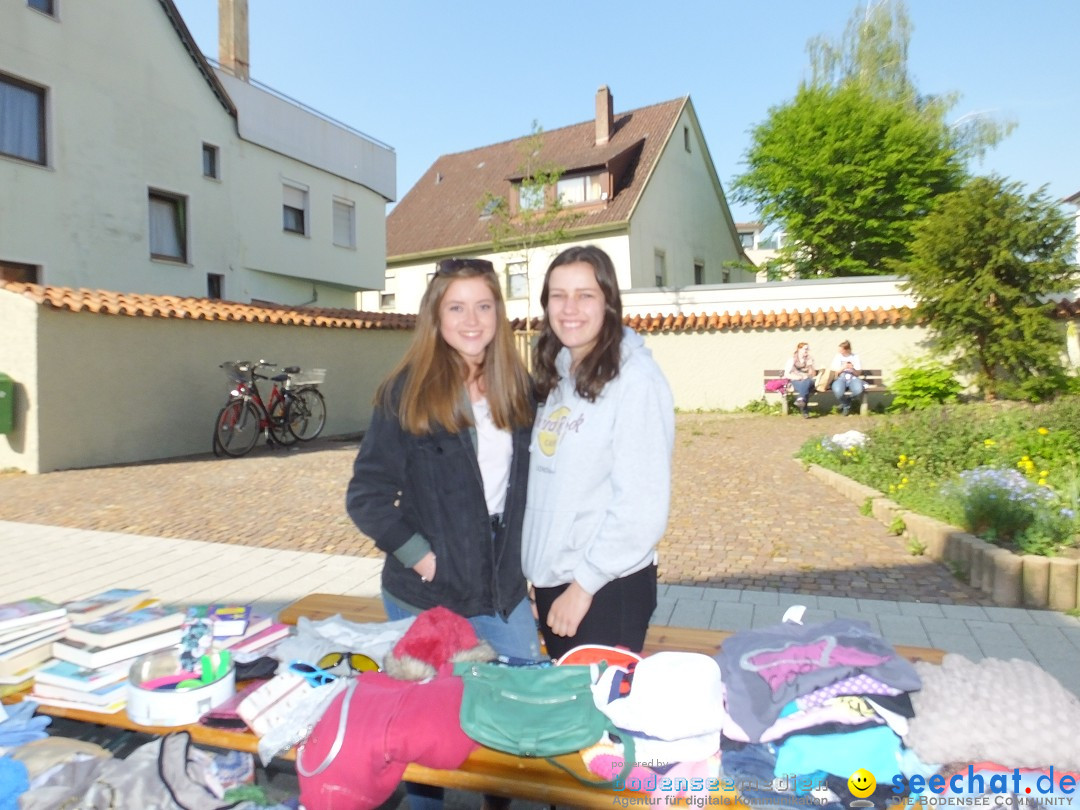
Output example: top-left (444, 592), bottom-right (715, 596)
top-left (556, 172), bottom-right (605, 206)
top-left (518, 184), bottom-right (545, 212)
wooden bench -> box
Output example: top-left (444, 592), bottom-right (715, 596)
top-left (764, 368), bottom-right (887, 416)
top-left (6, 594), bottom-right (943, 809)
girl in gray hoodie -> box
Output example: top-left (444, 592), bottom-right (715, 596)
top-left (522, 245), bottom-right (675, 659)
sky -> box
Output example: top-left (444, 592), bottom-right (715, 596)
top-left (171, 0), bottom-right (1080, 227)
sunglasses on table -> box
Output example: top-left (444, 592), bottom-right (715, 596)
top-left (435, 258), bottom-right (496, 276)
top-left (317, 651), bottom-right (381, 674)
top-left (289, 660), bottom-right (338, 687)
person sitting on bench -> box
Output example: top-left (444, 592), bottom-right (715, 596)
top-left (783, 342), bottom-right (816, 418)
top-left (830, 340), bottom-right (864, 416)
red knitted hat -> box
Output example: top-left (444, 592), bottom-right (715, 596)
top-left (383, 606), bottom-right (494, 681)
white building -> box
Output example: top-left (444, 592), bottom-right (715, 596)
top-left (0, 0), bottom-right (395, 308)
top-left (361, 87), bottom-right (753, 320)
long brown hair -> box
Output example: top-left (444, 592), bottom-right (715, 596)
top-left (534, 245), bottom-right (623, 403)
top-left (375, 264), bottom-right (533, 434)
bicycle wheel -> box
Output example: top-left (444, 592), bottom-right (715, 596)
top-left (268, 396), bottom-right (299, 446)
top-left (286, 387), bottom-right (327, 442)
top-left (214, 400), bottom-right (261, 457)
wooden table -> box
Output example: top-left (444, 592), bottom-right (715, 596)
top-left (5, 593), bottom-right (944, 808)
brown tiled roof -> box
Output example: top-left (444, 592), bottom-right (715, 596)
top-left (0, 282), bottom-right (415, 329)
top-left (509, 306), bottom-right (920, 333)
top-left (387, 97), bottom-right (688, 260)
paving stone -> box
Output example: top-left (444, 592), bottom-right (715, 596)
top-left (699, 588), bottom-right (743, 603)
top-left (897, 602), bottom-right (946, 618)
top-left (709, 602), bottom-right (755, 632)
top-left (964, 620), bottom-right (1022, 648)
top-left (1035, 658), bottom-right (1080, 696)
top-left (925, 632), bottom-right (984, 661)
top-left (920, 617), bottom-right (971, 635)
top-left (980, 606), bottom-right (1037, 624)
top-left (816, 596), bottom-right (861, 612)
top-left (856, 599), bottom-right (900, 615)
top-left (940, 604), bottom-right (990, 620)
top-left (669, 600), bottom-right (715, 629)
top-left (1009, 623), bottom-right (1075, 650)
top-left (740, 591), bottom-right (780, 606)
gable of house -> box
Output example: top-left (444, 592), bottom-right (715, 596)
top-left (387, 92), bottom-right (687, 262)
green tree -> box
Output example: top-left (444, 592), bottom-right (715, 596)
top-left (478, 122), bottom-right (579, 330)
top-left (732, 0), bottom-right (1012, 278)
top-left (894, 176), bottom-right (1077, 401)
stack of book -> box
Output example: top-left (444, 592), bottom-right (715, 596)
top-left (181, 603), bottom-right (290, 661)
top-left (0, 597), bottom-right (70, 696)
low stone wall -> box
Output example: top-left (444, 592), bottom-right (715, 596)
top-left (808, 464), bottom-right (1080, 611)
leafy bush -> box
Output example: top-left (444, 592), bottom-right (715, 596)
top-left (887, 362), bottom-right (963, 412)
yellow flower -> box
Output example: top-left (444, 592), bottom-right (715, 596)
top-left (1040, 470), bottom-right (1049, 478)
top-left (901, 477), bottom-right (909, 485)
top-left (1038, 479), bottom-right (1048, 487)
top-left (983, 439), bottom-right (996, 447)
top-left (1038, 427), bottom-right (1049, 435)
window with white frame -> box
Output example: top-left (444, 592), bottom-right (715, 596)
top-left (202, 143), bottom-right (219, 179)
top-left (148, 190), bottom-right (187, 262)
top-left (556, 173), bottom-right (604, 206)
top-left (654, 251), bottom-right (666, 287)
top-left (282, 183), bottom-right (308, 235)
top-left (380, 271), bottom-right (396, 310)
top-left (506, 261), bottom-right (528, 299)
top-left (518, 184), bottom-right (544, 211)
top-left (0, 73), bottom-right (46, 165)
top-left (333, 198), bottom-right (356, 248)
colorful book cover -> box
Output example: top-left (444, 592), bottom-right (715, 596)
top-left (208, 604), bottom-right (251, 637)
top-left (34, 658), bottom-right (132, 692)
top-left (32, 678), bottom-right (126, 706)
top-left (0, 618), bottom-right (71, 655)
top-left (0, 615), bottom-right (70, 646)
top-left (52, 627), bottom-right (184, 669)
top-left (0, 636), bottom-right (60, 677)
top-left (180, 606), bottom-right (214, 670)
top-left (61, 588), bottom-right (150, 625)
top-left (0, 597), bottom-right (66, 632)
top-left (63, 604), bottom-right (184, 648)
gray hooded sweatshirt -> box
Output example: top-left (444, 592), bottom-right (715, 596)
top-left (521, 327), bottom-right (675, 593)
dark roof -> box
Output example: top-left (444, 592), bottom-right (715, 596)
top-left (387, 97), bottom-right (688, 261)
top-left (158, 0), bottom-right (237, 117)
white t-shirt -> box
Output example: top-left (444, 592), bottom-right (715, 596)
top-left (831, 352), bottom-right (862, 373)
top-left (472, 397), bottom-right (511, 516)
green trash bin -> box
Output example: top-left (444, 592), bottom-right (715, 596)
top-left (0, 373), bottom-right (12, 434)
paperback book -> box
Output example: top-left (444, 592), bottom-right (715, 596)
top-left (61, 588), bottom-right (150, 625)
top-left (31, 693), bottom-right (126, 714)
top-left (63, 604), bottom-right (184, 647)
top-left (0, 597), bottom-right (66, 633)
top-left (52, 627), bottom-right (184, 669)
top-left (34, 658), bottom-right (133, 692)
top-left (208, 604), bottom-right (252, 637)
top-left (0, 615), bottom-right (70, 647)
top-left (221, 622), bottom-right (290, 654)
top-left (32, 678), bottom-right (127, 707)
top-left (0, 620), bottom-right (71, 656)
top-left (0, 636), bottom-right (62, 677)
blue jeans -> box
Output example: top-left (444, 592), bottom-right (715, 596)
top-left (832, 374), bottom-right (865, 402)
top-left (789, 378), bottom-right (814, 401)
top-left (382, 595), bottom-right (540, 659)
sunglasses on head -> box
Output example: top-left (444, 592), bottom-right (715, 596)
top-left (435, 258), bottom-right (495, 276)
top-left (317, 651), bottom-right (380, 674)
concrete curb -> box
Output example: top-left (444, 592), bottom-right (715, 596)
top-left (806, 463), bottom-right (1079, 611)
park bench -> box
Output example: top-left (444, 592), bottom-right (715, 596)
top-left (763, 368), bottom-right (887, 416)
top-left (5, 593), bottom-right (943, 808)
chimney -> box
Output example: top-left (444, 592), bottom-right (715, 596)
top-left (595, 85), bottom-right (613, 146)
top-left (218, 0), bottom-right (249, 81)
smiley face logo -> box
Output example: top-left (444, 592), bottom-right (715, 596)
top-left (848, 769), bottom-right (876, 798)
top-left (537, 406), bottom-right (571, 457)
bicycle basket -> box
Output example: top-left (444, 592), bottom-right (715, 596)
top-left (288, 368), bottom-right (327, 387)
top-left (221, 361), bottom-right (253, 384)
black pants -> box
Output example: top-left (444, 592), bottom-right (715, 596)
top-left (534, 563), bottom-right (658, 660)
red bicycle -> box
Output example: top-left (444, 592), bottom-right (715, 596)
top-left (212, 360), bottom-right (327, 457)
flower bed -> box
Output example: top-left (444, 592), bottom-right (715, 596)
top-left (799, 399), bottom-right (1080, 609)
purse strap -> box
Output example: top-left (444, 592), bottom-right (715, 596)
top-left (295, 678), bottom-right (357, 778)
top-left (544, 726), bottom-right (635, 788)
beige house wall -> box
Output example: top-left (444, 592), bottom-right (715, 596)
top-left (0, 303), bottom-right (410, 473)
top-left (642, 324), bottom-right (932, 412)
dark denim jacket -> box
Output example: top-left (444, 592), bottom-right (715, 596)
top-left (345, 389), bottom-right (530, 619)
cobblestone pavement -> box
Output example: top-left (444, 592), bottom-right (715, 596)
top-left (0, 412), bottom-right (987, 605)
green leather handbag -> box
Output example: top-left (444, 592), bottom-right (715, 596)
top-left (454, 661), bottom-right (634, 784)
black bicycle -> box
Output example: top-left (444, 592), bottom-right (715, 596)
top-left (212, 361), bottom-right (327, 457)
